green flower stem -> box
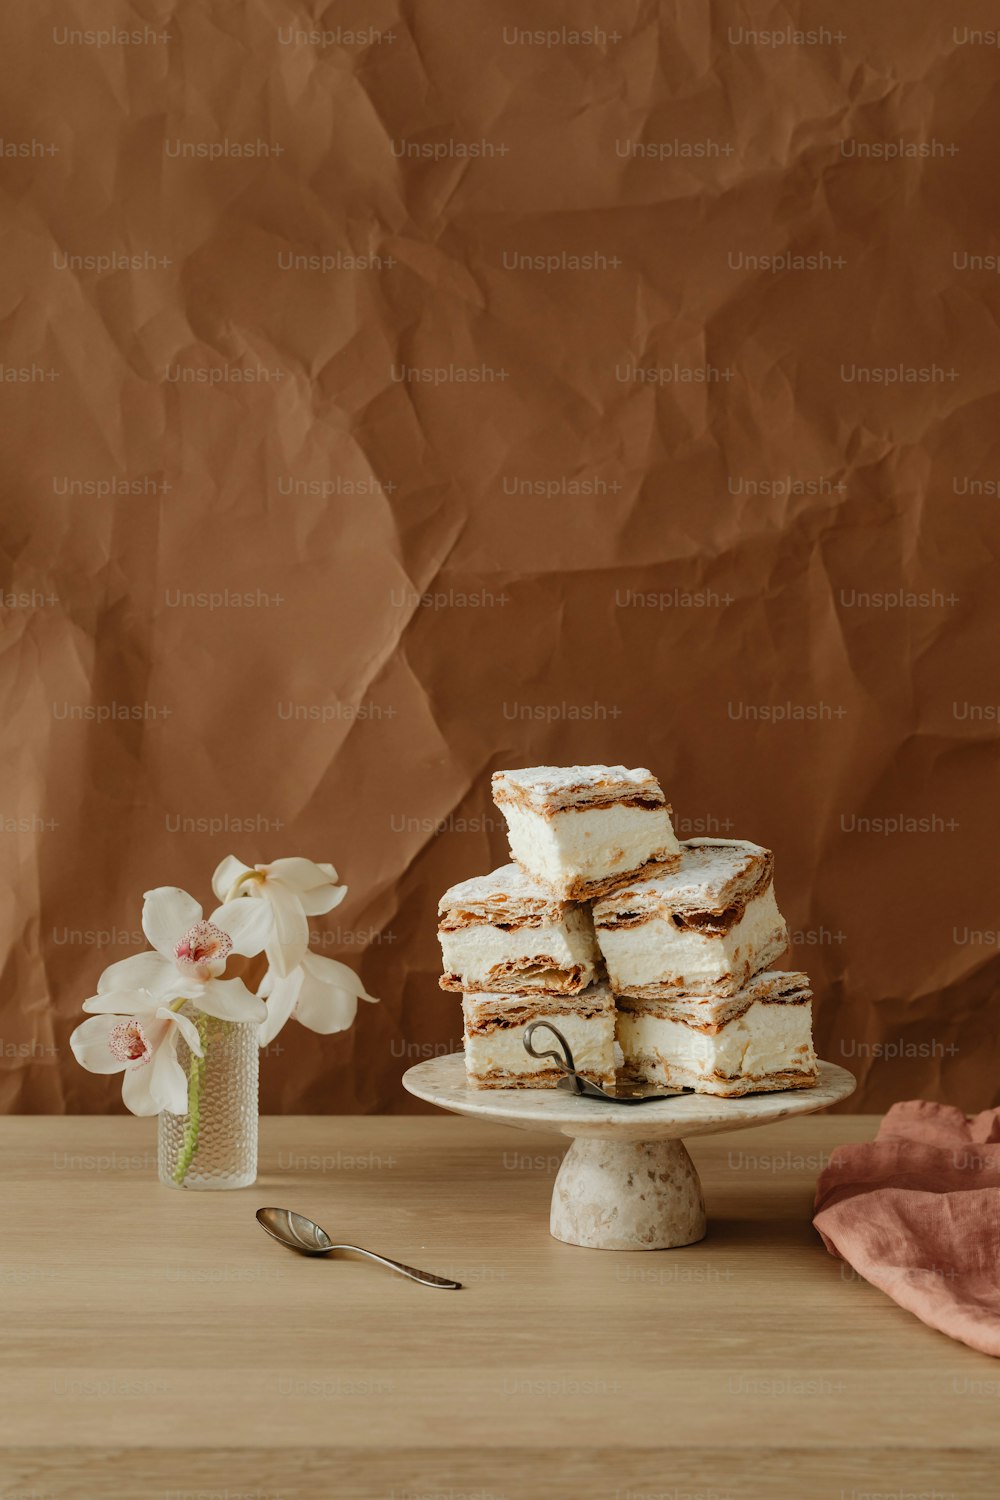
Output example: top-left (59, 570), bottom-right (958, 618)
top-left (172, 1011), bottom-right (210, 1186)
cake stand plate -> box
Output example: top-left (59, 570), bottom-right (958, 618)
top-left (403, 1055), bottom-right (856, 1251)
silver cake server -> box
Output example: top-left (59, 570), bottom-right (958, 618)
top-left (522, 1021), bottom-right (687, 1104)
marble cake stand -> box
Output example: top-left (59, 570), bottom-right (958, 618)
top-left (403, 1055), bottom-right (856, 1251)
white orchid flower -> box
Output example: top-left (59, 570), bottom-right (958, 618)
top-left (139, 885), bottom-right (274, 1001)
top-left (258, 952), bottom-right (379, 1047)
top-left (70, 979), bottom-right (203, 1117)
top-left (211, 856), bottom-right (378, 1044)
top-left (212, 856), bottom-right (347, 977)
top-left (69, 886), bottom-right (270, 1116)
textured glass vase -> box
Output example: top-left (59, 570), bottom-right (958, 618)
top-left (157, 1007), bottom-right (258, 1190)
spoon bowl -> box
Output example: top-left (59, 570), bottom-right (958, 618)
top-left (257, 1206), bottom-right (334, 1255)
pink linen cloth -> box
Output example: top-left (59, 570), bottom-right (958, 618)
top-left (813, 1099), bottom-right (1000, 1356)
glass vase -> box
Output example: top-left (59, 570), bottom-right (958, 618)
top-left (157, 1006), bottom-right (258, 1190)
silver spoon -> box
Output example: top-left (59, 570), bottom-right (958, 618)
top-left (256, 1207), bottom-right (462, 1289)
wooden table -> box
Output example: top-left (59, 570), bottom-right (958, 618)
top-left (1, 1115), bottom-right (995, 1499)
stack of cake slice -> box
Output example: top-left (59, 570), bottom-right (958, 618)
top-left (436, 765), bottom-right (819, 1097)
top-left (438, 861), bottom-right (613, 1088)
top-left (438, 765), bottom-right (679, 1088)
top-left (596, 839), bottom-right (816, 1095)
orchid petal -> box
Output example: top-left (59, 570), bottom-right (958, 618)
top-left (291, 955), bottom-right (365, 1035)
top-left (84, 988), bottom-right (154, 1016)
top-left (123, 1035), bottom-right (187, 1116)
top-left (258, 970), bottom-right (301, 1047)
top-left (96, 951), bottom-right (176, 998)
top-left (189, 977), bottom-right (267, 1025)
top-left (262, 857), bottom-right (334, 892)
top-left (212, 855), bottom-right (254, 904)
top-left (263, 881), bottom-right (310, 978)
top-left (265, 857), bottom-right (347, 916)
top-left (69, 1014), bottom-right (129, 1074)
top-left (298, 883), bottom-right (348, 917)
top-left (210, 897), bottom-right (273, 957)
top-left (157, 1005), bottom-right (203, 1057)
top-left (304, 953), bottom-right (379, 1004)
top-left (142, 888), bottom-right (202, 960)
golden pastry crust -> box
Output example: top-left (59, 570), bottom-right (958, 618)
top-left (618, 1061), bottom-right (818, 1097)
top-left (492, 764), bottom-right (667, 817)
top-left (440, 959), bottom-right (596, 996)
top-left (462, 981), bottom-right (615, 1032)
top-left (438, 863), bottom-right (571, 928)
top-left (465, 1067), bottom-right (615, 1090)
top-left (593, 839), bottom-right (775, 933)
top-left (616, 970), bottom-right (812, 1031)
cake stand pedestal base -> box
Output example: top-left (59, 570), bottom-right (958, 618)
top-left (550, 1136), bottom-right (706, 1250)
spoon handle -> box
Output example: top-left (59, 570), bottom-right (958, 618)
top-left (332, 1244), bottom-right (462, 1289)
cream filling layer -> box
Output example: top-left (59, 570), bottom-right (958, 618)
top-left (617, 1000), bottom-right (815, 1080)
top-left (597, 887), bottom-right (786, 994)
top-left (440, 907), bottom-right (598, 986)
top-left (502, 802), bottom-right (679, 887)
top-left (463, 1013), bottom-right (615, 1077)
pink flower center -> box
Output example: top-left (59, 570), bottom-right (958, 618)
top-left (109, 1019), bottom-right (151, 1065)
top-left (175, 920), bottom-right (232, 978)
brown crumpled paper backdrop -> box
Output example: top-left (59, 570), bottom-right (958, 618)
top-left (3, 2), bottom-right (999, 1115)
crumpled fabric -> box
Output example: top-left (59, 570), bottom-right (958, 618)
top-left (814, 1100), bottom-right (1000, 1356)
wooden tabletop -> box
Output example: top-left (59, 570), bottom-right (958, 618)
top-left (1, 1114), bottom-right (995, 1499)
